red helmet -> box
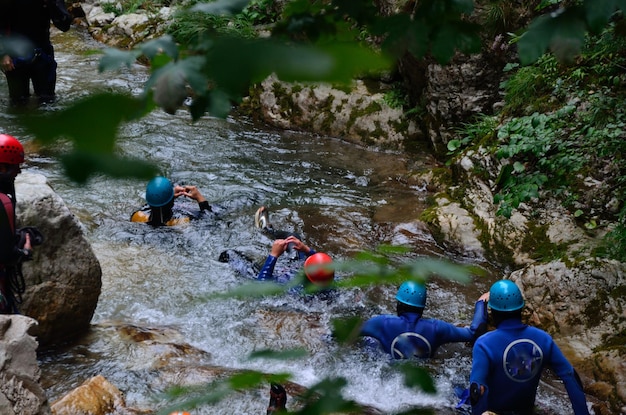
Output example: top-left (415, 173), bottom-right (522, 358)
top-left (0, 134), bottom-right (24, 165)
top-left (304, 253), bottom-right (334, 286)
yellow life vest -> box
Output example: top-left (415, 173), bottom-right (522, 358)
top-left (130, 210), bottom-right (191, 226)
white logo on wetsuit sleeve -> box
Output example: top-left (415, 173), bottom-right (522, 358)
top-left (391, 332), bottom-right (433, 359)
top-left (502, 339), bottom-right (543, 382)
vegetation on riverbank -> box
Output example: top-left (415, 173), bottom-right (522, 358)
top-left (448, 22), bottom-right (626, 261)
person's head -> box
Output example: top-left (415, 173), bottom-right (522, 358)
top-left (304, 252), bottom-right (334, 287)
top-left (488, 279), bottom-right (525, 326)
top-left (0, 134), bottom-right (24, 182)
top-left (395, 281), bottom-right (426, 315)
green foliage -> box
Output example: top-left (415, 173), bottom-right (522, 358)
top-left (101, 0), bottom-right (168, 16)
top-left (501, 54), bottom-right (560, 115)
top-left (492, 108), bottom-right (587, 217)
top-left (487, 23), bottom-right (626, 257)
top-left (168, 4), bottom-right (258, 45)
top-left (382, 87), bottom-right (410, 110)
top-left (240, 0), bottom-right (283, 25)
top-left (447, 114), bottom-right (497, 154)
top-left (517, 0), bottom-right (626, 65)
top-left (605, 213), bottom-right (626, 261)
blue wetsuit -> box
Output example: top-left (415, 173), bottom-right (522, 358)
top-left (360, 300), bottom-right (488, 359)
top-left (256, 249), bottom-right (335, 301)
top-left (257, 249), bottom-right (317, 284)
top-left (469, 318), bottom-right (590, 415)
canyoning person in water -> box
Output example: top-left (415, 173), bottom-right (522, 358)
top-left (0, 0), bottom-right (73, 106)
top-left (219, 206), bottom-right (336, 296)
top-left (130, 176), bottom-right (213, 226)
top-left (0, 134), bottom-right (42, 313)
top-left (468, 279), bottom-right (590, 415)
top-left (358, 280), bottom-right (489, 359)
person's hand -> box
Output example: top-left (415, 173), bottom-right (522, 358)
top-left (478, 292), bottom-right (490, 302)
top-left (23, 233), bottom-right (32, 251)
top-left (175, 185), bottom-right (206, 203)
top-left (284, 235), bottom-right (311, 255)
top-left (270, 239), bottom-right (288, 257)
top-left (1, 55), bottom-right (15, 73)
top-left (173, 185), bottom-right (185, 198)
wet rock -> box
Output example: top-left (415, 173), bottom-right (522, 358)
top-left (247, 74), bottom-right (421, 151)
top-left (0, 315), bottom-right (50, 415)
top-left (15, 172), bottom-right (102, 347)
top-left (50, 375), bottom-right (129, 415)
top-left (431, 196), bottom-right (484, 259)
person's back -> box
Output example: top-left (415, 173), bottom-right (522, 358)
top-left (2, 0), bottom-right (66, 48)
top-left (469, 280), bottom-right (590, 415)
top-left (359, 281), bottom-right (488, 359)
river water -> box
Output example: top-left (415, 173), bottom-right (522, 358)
top-left (0, 27), bottom-right (577, 414)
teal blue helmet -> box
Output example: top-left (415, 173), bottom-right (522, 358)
top-left (489, 280), bottom-right (524, 311)
top-left (396, 281), bottom-right (427, 308)
top-left (145, 176), bottom-right (174, 207)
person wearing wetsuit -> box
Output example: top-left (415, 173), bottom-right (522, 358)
top-left (469, 279), bottom-right (590, 415)
top-left (0, 134), bottom-right (34, 313)
top-left (257, 235), bottom-right (318, 283)
top-left (0, 0), bottom-right (72, 106)
top-left (359, 281), bottom-right (489, 359)
top-left (130, 176), bottom-right (212, 227)
top-left (219, 206), bottom-right (335, 299)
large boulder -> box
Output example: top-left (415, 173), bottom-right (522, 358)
top-left (50, 375), bottom-right (127, 415)
top-left (14, 172), bottom-right (101, 347)
top-left (244, 74), bottom-right (422, 151)
top-left (0, 315), bottom-right (50, 415)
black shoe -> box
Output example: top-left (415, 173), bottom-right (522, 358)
top-left (267, 383), bottom-right (287, 415)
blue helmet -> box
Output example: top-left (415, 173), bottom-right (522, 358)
top-left (145, 176), bottom-right (174, 207)
top-left (396, 281), bottom-right (427, 308)
top-left (488, 280), bottom-right (524, 311)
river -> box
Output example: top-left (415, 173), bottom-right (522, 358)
top-left (0, 27), bottom-right (577, 414)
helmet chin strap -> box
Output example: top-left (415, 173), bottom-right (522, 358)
top-left (151, 204), bottom-right (173, 225)
top-left (153, 206), bottom-right (166, 225)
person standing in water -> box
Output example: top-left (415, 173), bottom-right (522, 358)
top-left (359, 280), bottom-right (489, 359)
top-left (0, 0), bottom-right (73, 106)
top-left (469, 279), bottom-right (590, 415)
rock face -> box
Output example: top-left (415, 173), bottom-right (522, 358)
top-left (80, 1), bottom-right (173, 49)
top-left (0, 315), bottom-right (50, 415)
top-left (50, 375), bottom-right (127, 415)
top-left (14, 172), bottom-right (102, 347)
top-left (245, 74), bottom-right (421, 151)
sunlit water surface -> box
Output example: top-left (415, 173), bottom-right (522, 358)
top-left (0, 27), bottom-right (577, 414)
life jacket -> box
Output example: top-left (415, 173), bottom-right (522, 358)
top-left (0, 193), bottom-right (15, 236)
top-left (0, 193), bottom-right (16, 313)
top-left (130, 208), bottom-right (191, 227)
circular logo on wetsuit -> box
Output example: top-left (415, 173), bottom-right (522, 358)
top-left (390, 332), bottom-right (432, 359)
top-left (502, 339), bottom-right (543, 382)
